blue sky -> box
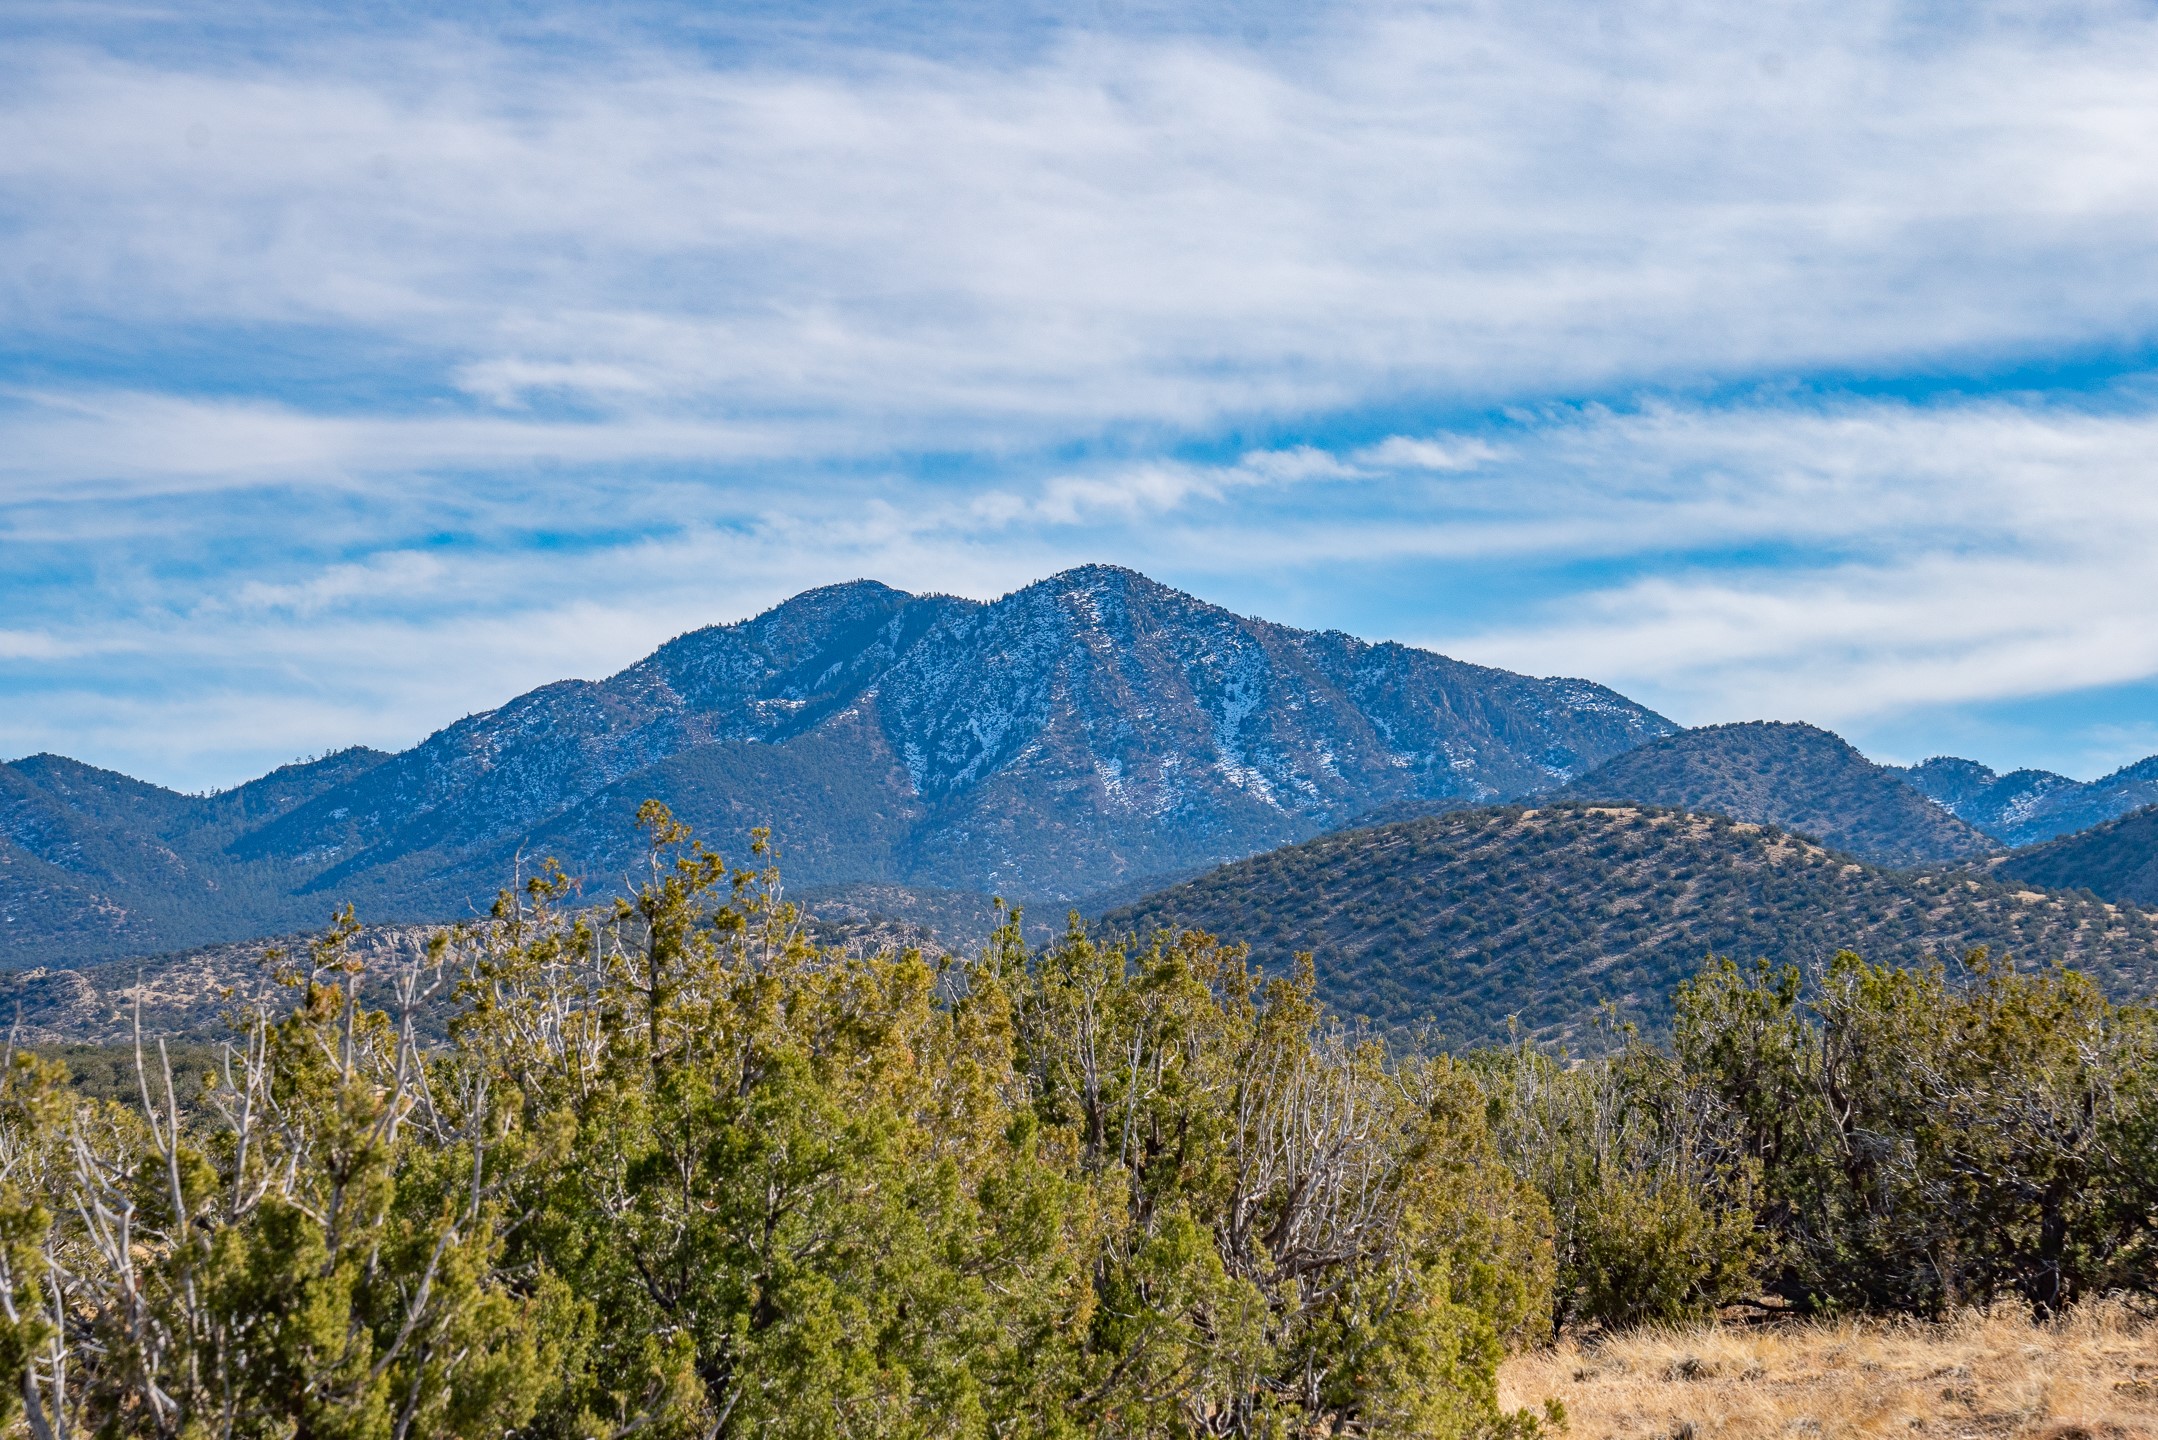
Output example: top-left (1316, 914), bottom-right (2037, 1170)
top-left (9, 0), bottom-right (2158, 792)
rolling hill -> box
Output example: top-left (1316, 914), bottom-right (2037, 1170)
top-left (1, 565), bottom-right (1675, 966)
top-left (1101, 803), bottom-right (2158, 1049)
top-left (0, 902), bottom-right (965, 1047)
top-left (1996, 804), bottom-right (2158, 906)
top-left (1554, 721), bottom-right (1997, 867)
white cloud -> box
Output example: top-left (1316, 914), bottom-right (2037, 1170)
top-left (8, 1), bottom-right (2158, 456)
top-left (0, 389), bottom-right (808, 499)
top-left (1351, 435), bottom-right (1500, 472)
top-left (454, 361), bottom-right (662, 409)
top-left (225, 551), bottom-right (453, 618)
top-left (15, 383), bottom-right (2158, 787)
top-left (0, 629), bottom-right (83, 661)
top-left (1417, 395), bottom-right (2158, 728)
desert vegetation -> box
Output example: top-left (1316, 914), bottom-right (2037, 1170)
top-left (1480, 948), bottom-right (2158, 1328)
top-left (3, 806), bottom-right (2156, 1438)
top-left (0, 806), bottom-right (1555, 1439)
top-left (1556, 720), bottom-right (1998, 867)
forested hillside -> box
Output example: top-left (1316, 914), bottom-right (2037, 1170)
top-left (8, 805), bottom-right (2156, 1440)
top-left (1103, 803), bottom-right (2158, 1047)
top-left (1998, 803), bottom-right (2158, 906)
top-left (0, 747), bottom-right (393, 959)
top-left (0, 814), bottom-right (1561, 1440)
top-left (31, 799), bottom-right (2148, 1053)
top-left (1555, 721), bottom-right (1997, 867)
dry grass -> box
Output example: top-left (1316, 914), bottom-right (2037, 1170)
top-left (1499, 1300), bottom-right (2158, 1439)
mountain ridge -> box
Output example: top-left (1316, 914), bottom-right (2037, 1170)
top-left (1995, 803), bottom-right (2158, 906)
top-left (1895, 754), bottom-right (2158, 846)
top-left (2, 565), bottom-right (1677, 966)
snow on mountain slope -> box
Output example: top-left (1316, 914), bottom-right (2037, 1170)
top-left (4, 566), bottom-right (1676, 963)
top-left (1895, 754), bottom-right (2158, 846)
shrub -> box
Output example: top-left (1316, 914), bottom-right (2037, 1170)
top-left (1674, 950), bottom-right (2158, 1314)
top-left (0, 807), bottom-right (1558, 1440)
top-left (1479, 1036), bottom-right (1761, 1333)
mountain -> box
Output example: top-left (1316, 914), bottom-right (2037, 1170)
top-left (2, 565), bottom-right (1676, 966)
top-left (1101, 803), bottom-right (2158, 1049)
top-left (0, 748), bottom-right (393, 960)
top-left (1995, 804), bottom-right (2158, 906)
top-left (1895, 755), bottom-right (2158, 846)
top-left (1551, 721), bottom-right (1998, 867)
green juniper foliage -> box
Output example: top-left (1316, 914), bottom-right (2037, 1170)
top-left (8, 803), bottom-right (2156, 1440)
top-left (1473, 951), bottom-right (2158, 1328)
top-left (1475, 1030), bottom-right (1761, 1334)
top-left (0, 805), bottom-right (1557, 1439)
top-left (1673, 950), bottom-right (2158, 1315)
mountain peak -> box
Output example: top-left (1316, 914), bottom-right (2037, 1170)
top-left (6, 752), bottom-right (188, 801)
top-left (1024, 562), bottom-right (1193, 608)
top-left (1039, 561), bottom-right (1152, 586)
top-left (762, 576), bottom-right (913, 611)
top-left (1895, 751), bottom-right (2158, 846)
top-left (5, 567), bottom-right (1678, 966)
top-left (1561, 720), bottom-right (1998, 866)
top-left (2100, 754), bottom-right (2158, 785)
top-left (733, 577), bottom-right (926, 645)
top-left (1714, 719), bottom-right (1846, 745)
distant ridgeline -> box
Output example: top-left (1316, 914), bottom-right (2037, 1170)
top-left (1, 565), bottom-right (1674, 967)
top-left (1895, 752), bottom-right (2158, 846)
top-left (1998, 805), bottom-right (2158, 907)
top-left (1336, 719), bottom-right (2158, 879)
top-left (1555, 722), bottom-right (1999, 868)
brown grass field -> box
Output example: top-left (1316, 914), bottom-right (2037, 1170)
top-left (1499, 1301), bottom-right (2158, 1439)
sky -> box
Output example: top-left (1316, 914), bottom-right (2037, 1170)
top-left (7, 0), bottom-right (2158, 792)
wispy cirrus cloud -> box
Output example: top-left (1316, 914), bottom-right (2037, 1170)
top-left (10, 1), bottom-right (2158, 440)
top-left (13, 383), bottom-right (2158, 784)
top-left (0, 389), bottom-right (811, 499)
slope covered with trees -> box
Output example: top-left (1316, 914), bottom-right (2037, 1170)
top-left (1102, 804), bottom-right (2158, 1047)
top-left (0, 808), bottom-right (1556, 1440)
top-left (1555, 721), bottom-right (1996, 867)
top-left (0, 747), bottom-right (392, 959)
top-left (1478, 950), bottom-right (2158, 1331)
top-left (1998, 803), bottom-right (2158, 906)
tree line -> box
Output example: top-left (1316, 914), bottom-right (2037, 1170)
top-left (2, 804), bottom-right (2155, 1439)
